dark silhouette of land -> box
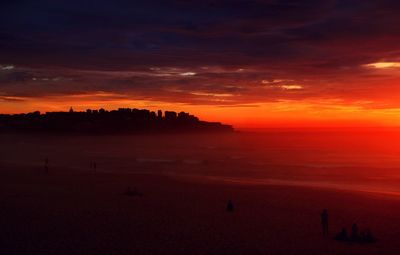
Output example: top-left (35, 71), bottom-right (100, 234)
top-left (0, 108), bottom-right (233, 134)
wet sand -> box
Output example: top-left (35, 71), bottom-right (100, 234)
top-left (1, 166), bottom-right (400, 255)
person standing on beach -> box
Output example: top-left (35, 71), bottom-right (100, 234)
top-left (44, 157), bottom-right (49, 174)
top-left (226, 199), bottom-right (234, 212)
top-left (321, 209), bottom-right (329, 236)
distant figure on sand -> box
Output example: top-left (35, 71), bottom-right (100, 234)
top-left (90, 161), bottom-right (97, 172)
top-left (363, 230), bottom-right (376, 243)
top-left (123, 187), bottom-right (142, 197)
top-left (226, 199), bottom-right (234, 212)
top-left (335, 228), bottom-right (349, 241)
top-left (44, 157), bottom-right (49, 174)
top-left (321, 209), bottom-right (329, 236)
top-left (351, 223), bottom-right (359, 241)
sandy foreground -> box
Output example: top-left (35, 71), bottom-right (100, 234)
top-left (1, 166), bottom-right (400, 255)
top-left (2, 133), bottom-right (400, 255)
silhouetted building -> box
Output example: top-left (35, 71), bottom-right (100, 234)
top-left (0, 107), bottom-right (233, 134)
top-left (165, 111), bottom-right (177, 121)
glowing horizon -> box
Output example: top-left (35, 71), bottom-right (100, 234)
top-left (3, 92), bottom-right (400, 129)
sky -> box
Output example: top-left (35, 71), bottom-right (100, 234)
top-left (1, 0), bottom-right (400, 128)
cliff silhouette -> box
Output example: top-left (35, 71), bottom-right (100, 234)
top-left (0, 108), bottom-right (234, 134)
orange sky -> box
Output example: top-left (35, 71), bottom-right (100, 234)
top-left (2, 62), bottom-right (400, 128)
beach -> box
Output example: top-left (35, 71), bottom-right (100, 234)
top-left (1, 132), bottom-right (400, 254)
top-left (2, 168), bottom-right (400, 255)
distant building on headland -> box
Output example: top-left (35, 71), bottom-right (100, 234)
top-left (0, 108), bottom-right (234, 134)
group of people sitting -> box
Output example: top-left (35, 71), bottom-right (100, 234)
top-left (321, 209), bottom-right (376, 244)
top-left (335, 223), bottom-right (376, 243)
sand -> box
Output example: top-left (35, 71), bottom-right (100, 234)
top-left (1, 167), bottom-right (400, 255)
top-left (1, 133), bottom-right (400, 254)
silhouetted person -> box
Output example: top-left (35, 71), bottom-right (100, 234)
top-left (123, 187), bottom-right (142, 197)
top-left (351, 223), bottom-right (359, 241)
top-left (321, 209), bottom-right (329, 236)
top-left (226, 199), bottom-right (234, 212)
top-left (335, 228), bottom-right (348, 241)
top-left (93, 162), bottom-right (97, 173)
top-left (365, 230), bottom-right (376, 243)
top-left (125, 187), bottom-right (134, 196)
top-left (44, 157), bottom-right (49, 174)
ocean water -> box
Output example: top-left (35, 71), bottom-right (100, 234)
top-left (2, 129), bottom-right (400, 196)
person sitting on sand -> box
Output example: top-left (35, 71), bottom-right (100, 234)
top-left (335, 228), bottom-right (349, 242)
top-left (226, 199), bottom-right (234, 212)
top-left (359, 229), bottom-right (377, 243)
top-left (351, 223), bottom-right (359, 241)
top-left (364, 230), bottom-right (376, 243)
top-left (321, 209), bottom-right (329, 236)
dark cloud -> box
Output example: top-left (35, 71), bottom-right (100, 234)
top-left (1, 0), bottom-right (400, 108)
